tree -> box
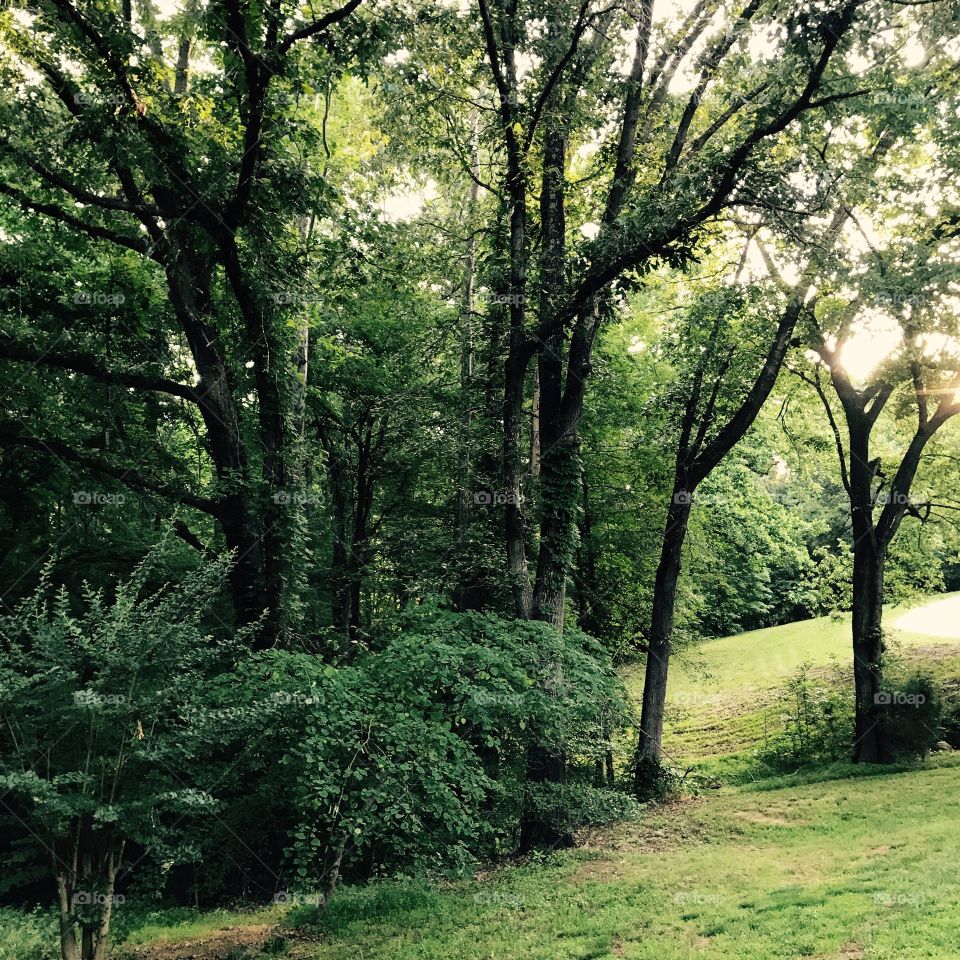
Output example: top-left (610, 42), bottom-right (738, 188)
top-left (0, 0), bottom-right (368, 643)
top-left (799, 246), bottom-right (960, 761)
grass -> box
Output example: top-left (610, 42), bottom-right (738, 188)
top-left (620, 596), bottom-right (960, 779)
top-left (112, 905), bottom-right (281, 949)
top-left (290, 757), bottom-right (960, 959)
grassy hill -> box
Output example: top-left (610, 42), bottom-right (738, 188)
top-left (623, 595), bottom-right (960, 779)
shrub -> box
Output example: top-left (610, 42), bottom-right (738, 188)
top-left (758, 663), bottom-right (944, 770)
top-left (877, 672), bottom-right (941, 760)
top-left (757, 661), bottom-right (853, 771)
top-left (220, 604), bottom-right (634, 904)
top-left (941, 696), bottom-right (960, 749)
top-left (633, 754), bottom-right (680, 803)
top-left (525, 782), bottom-right (644, 831)
top-left (0, 545), bottom-right (241, 960)
top-left (0, 908), bottom-right (58, 960)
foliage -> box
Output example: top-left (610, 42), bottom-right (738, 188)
top-left (0, 542), bottom-right (241, 959)
top-left (0, 908), bottom-right (58, 960)
top-left (757, 662), bottom-right (853, 771)
top-left (632, 755), bottom-right (680, 804)
top-left (213, 604), bottom-right (634, 897)
top-left (877, 672), bottom-right (942, 761)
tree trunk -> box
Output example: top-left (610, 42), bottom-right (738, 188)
top-left (635, 488), bottom-right (693, 775)
top-left (518, 120), bottom-right (576, 852)
top-left (844, 411), bottom-right (891, 763)
top-left (164, 241), bottom-right (269, 637)
top-left (56, 875), bottom-right (81, 960)
top-left (456, 158), bottom-right (479, 593)
top-left (504, 353), bottom-right (533, 619)
top-left (851, 537), bottom-right (888, 763)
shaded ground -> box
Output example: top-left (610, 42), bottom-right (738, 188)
top-left (118, 924), bottom-right (276, 960)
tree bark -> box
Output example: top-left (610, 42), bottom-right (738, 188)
top-left (636, 489), bottom-right (693, 770)
top-left (851, 532), bottom-right (888, 763)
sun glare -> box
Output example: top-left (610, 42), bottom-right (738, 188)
top-left (836, 312), bottom-right (903, 382)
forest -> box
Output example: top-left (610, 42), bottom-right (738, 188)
top-left (1, 0), bottom-right (960, 957)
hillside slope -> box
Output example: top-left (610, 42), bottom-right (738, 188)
top-left (623, 596), bottom-right (960, 773)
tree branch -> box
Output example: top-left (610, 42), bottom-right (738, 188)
top-left (0, 183), bottom-right (151, 255)
top-left (0, 426), bottom-right (217, 515)
top-left (277, 0), bottom-right (364, 57)
top-left (0, 335), bottom-right (201, 404)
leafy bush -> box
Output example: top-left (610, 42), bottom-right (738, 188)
top-left (525, 782), bottom-right (643, 831)
top-left (758, 663), bottom-right (944, 770)
top-left (217, 604), bottom-right (634, 903)
top-left (757, 662), bottom-right (853, 771)
top-left (0, 908), bottom-right (58, 960)
top-left (941, 694), bottom-right (960, 749)
top-left (0, 545), bottom-right (241, 960)
top-left (633, 754), bottom-right (680, 803)
top-left (877, 672), bottom-right (941, 760)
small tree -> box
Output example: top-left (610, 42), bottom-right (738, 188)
top-left (0, 545), bottom-right (238, 960)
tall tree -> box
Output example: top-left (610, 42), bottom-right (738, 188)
top-left (0, 0), bottom-right (367, 643)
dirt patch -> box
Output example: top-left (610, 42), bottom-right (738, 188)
top-left (118, 923), bottom-right (275, 960)
top-left (570, 856), bottom-right (628, 884)
top-left (578, 797), bottom-right (709, 854)
top-left (838, 942), bottom-right (865, 959)
top-left (733, 810), bottom-right (791, 826)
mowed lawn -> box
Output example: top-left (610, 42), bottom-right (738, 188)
top-left (290, 758), bottom-right (960, 960)
top-left (621, 596), bottom-right (960, 774)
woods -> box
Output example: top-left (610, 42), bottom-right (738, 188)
top-left (2, 0), bottom-right (960, 957)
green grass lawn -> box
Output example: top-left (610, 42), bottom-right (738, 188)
top-left (620, 597), bottom-right (960, 778)
top-left (287, 757), bottom-right (960, 960)
top-left (28, 754), bottom-right (954, 959)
